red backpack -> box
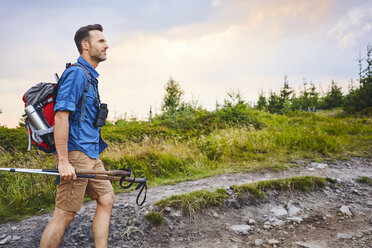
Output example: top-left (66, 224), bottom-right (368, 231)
top-left (23, 63), bottom-right (91, 153)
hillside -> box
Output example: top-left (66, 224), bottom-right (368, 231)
top-left (0, 157), bottom-right (371, 247)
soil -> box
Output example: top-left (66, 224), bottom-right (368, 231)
top-left (0, 157), bottom-right (371, 248)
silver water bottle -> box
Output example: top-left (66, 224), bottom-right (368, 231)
top-left (25, 105), bottom-right (48, 130)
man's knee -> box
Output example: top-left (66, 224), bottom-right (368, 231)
top-left (53, 207), bottom-right (76, 224)
top-left (97, 191), bottom-right (115, 208)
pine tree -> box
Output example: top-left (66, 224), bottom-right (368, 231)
top-left (279, 76), bottom-right (293, 113)
top-left (320, 81), bottom-right (343, 109)
top-left (161, 77), bottom-right (184, 115)
top-left (344, 45), bottom-right (372, 113)
top-left (267, 91), bottom-right (282, 114)
top-left (256, 93), bottom-right (267, 111)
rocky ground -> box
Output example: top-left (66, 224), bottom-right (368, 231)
top-left (0, 157), bottom-right (371, 248)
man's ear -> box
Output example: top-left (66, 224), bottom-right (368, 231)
top-left (81, 40), bottom-right (90, 51)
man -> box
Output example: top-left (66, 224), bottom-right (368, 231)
top-left (40, 24), bottom-right (114, 248)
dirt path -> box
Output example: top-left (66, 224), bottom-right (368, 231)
top-left (0, 157), bottom-right (371, 247)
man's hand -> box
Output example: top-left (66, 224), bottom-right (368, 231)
top-left (58, 161), bottom-right (77, 181)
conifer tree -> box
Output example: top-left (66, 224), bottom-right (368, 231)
top-left (320, 81), bottom-right (343, 109)
top-left (161, 77), bottom-right (184, 115)
top-left (256, 93), bottom-right (267, 111)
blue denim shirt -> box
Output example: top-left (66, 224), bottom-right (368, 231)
top-left (54, 56), bottom-right (108, 159)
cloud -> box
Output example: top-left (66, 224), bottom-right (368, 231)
top-left (1, 0), bottom-right (370, 127)
top-left (330, 5), bottom-right (372, 48)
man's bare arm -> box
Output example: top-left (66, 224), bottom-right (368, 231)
top-left (54, 111), bottom-right (76, 181)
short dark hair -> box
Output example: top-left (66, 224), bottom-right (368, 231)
top-left (74, 24), bottom-right (103, 54)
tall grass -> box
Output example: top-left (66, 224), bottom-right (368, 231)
top-left (0, 152), bottom-right (56, 222)
top-left (0, 110), bottom-right (371, 222)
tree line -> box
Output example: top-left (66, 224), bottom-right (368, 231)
top-left (161, 45), bottom-right (372, 117)
top-left (256, 46), bottom-right (372, 114)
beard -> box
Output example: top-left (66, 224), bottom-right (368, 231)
top-left (90, 49), bottom-right (107, 63)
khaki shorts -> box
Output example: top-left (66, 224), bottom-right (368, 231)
top-left (54, 150), bottom-right (113, 213)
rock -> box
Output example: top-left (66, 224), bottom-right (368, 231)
top-left (249, 219), bottom-right (256, 225)
top-left (288, 203), bottom-right (302, 216)
top-left (264, 221), bottom-right (271, 226)
top-left (274, 219), bottom-right (285, 227)
top-left (230, 225), bottom-right (251, 235)
top-left (352, 189), bottom-right (361, 195)
top-left (11, 226), bottom-right (17, 230)
top-left (367, 201), bottom-right (372, 207)
top-left (339, 206), bottom-right (353, 216)
top-left (12, 236), bottom-right (20, 241)
top-left (337, 233), bottom-right (352, 239)
top-left (294, 241), bottom-right (323, 248)
top-left (287, 217), bottom-right (304, 223)
top-left (267, 239), bottom-right (280, 245)
top-left (0, 235), bottom-right (5, 239)
top-left (307, 168), bottom-right (315, 172)
top-left (227, 198), bottom-right (240, 209)
top-left (0, 235), bottom-right (12, 245)
top-left (311, 162), bottom-right (327, 169)
top-left (263, 225), bottom-right (271, 229)
top-left (269, 206), bottom-right (288, 217)
top-left (170, 210), bottom-right (182, 217)
top-left (255, 239), bottom-right (263, 246)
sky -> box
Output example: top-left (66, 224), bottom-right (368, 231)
top-left (0, 0), bottom-right (371, 128)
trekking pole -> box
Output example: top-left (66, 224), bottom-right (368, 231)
top-left (0, 167), bottom-right (147, 206)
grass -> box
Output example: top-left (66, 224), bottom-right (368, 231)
top-left (231, 176), bottom-right (327, 199)
top-left (150, 176), bottom-right (328, 220)
top-left (0, 109), bottom-right (371, 222)
top-left (356, 176), bottom-right (372, 185)
top-left (144, 212), bottom-right (164, 227)
top-left (154, 188), bottom-right (229, 216)
top-left (0, 152), bottom-right (56, 222)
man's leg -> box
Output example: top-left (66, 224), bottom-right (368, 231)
top-left (40, 207), bottom-right (75, 248)
top-left (92, 191), bottom-right (115, 248)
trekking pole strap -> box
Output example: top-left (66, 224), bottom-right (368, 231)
top-left (135, 182), bottom-right (147, 206)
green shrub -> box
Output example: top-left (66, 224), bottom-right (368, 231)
top-left (144, 212), bottom-right (164, 227)
top-left (231, 176), bottom-right (327, 200)
top-left (356, 176), bottom-right (372, 184)
top-left (0, 127), bottom-right (28, 152)
top-left (102, 122), bottom-right (172, 143)
top-left (102, 151), bottom-right (196, 179)
top-left (155, 189), bottom-right (229, 216)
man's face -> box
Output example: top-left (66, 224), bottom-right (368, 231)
top-left (85, 30), bottom-right (109, 62)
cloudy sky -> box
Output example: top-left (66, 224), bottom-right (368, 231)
top-left (0, 0), bottom-right (371, 128)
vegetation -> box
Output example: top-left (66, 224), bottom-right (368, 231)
top-left (231, 176), bottom-right (327, 199)
top-left (1, 96), bottom-right (371, 222)
top-left (356, 176), bottom-right (372, 185)
top-left (0, 46), bottom-right (371, 222)
top-left (256, 46), bottom-right (372, 114)
top-left (150, 176), bottom-right (328, 219)
top-left (0, 127), bottom-right (28, 152)
top-left (144, 212), bottom-right (164, 227)
top-left (154, 188), bottom-right (229, 216)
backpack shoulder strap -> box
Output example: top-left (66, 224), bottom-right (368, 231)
top-left (56, 63), bottom-right (92, 121)
top-left (68, 63), bottom-right (92, 121)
